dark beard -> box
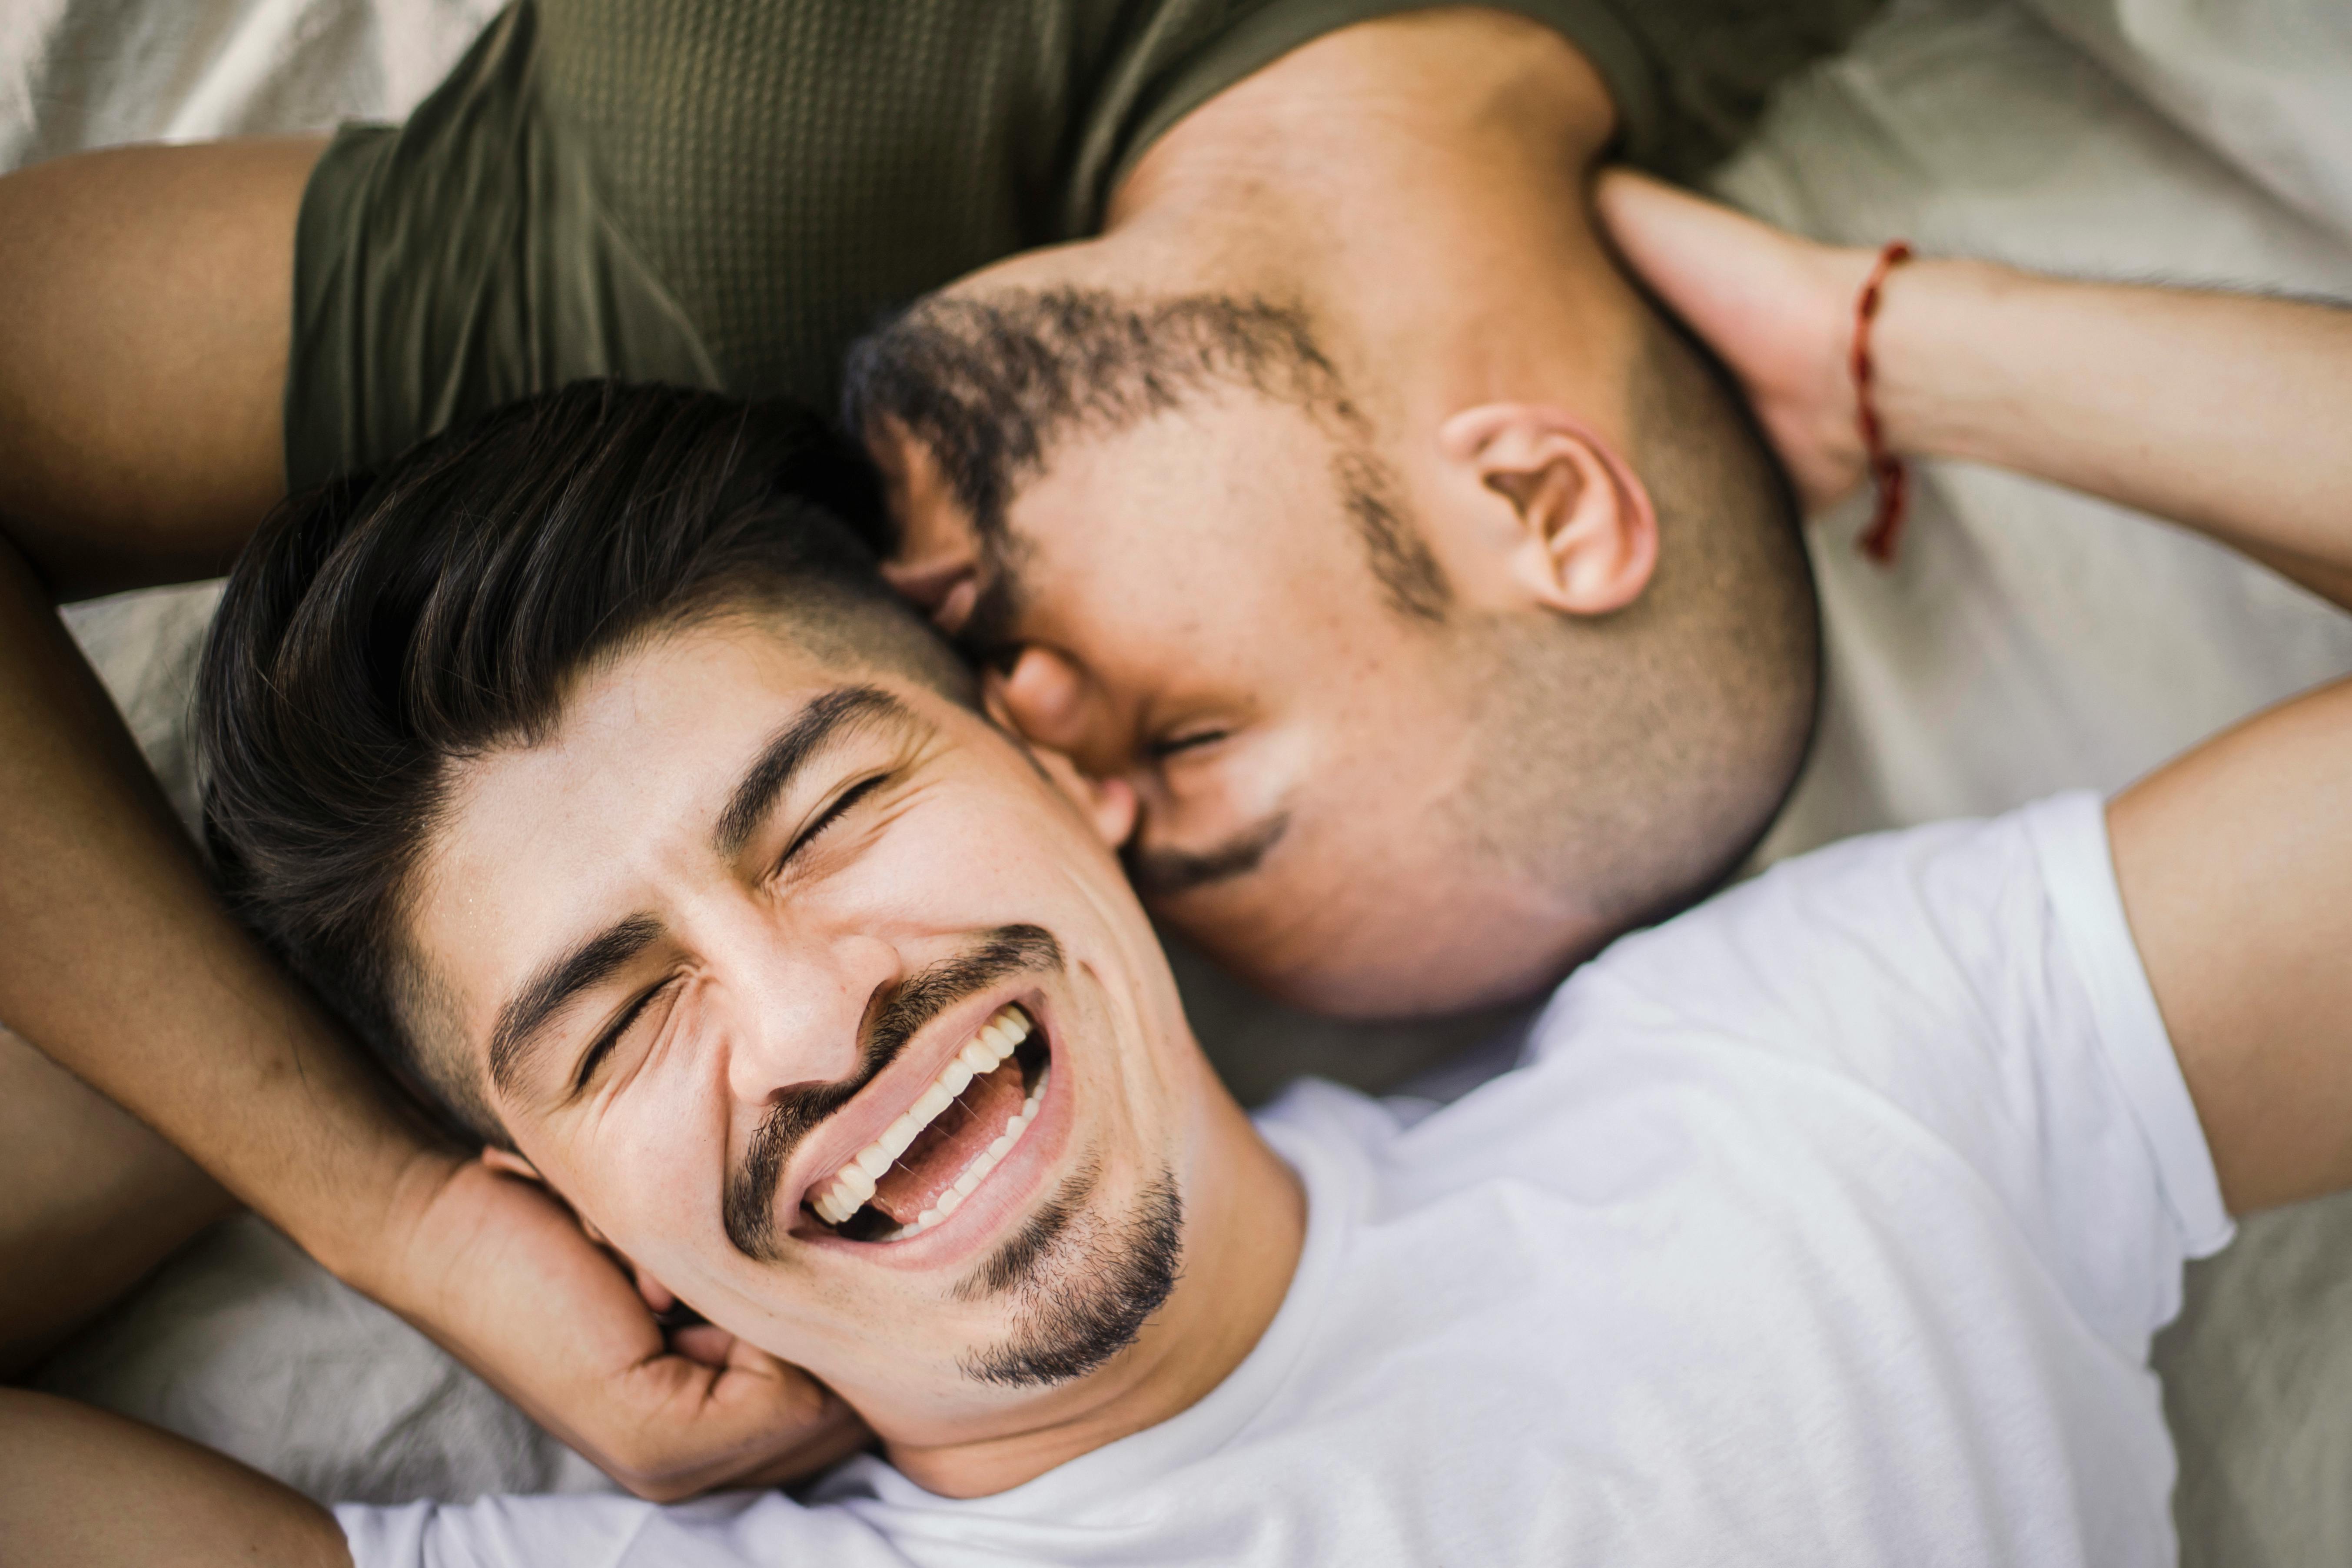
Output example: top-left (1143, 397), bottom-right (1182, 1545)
top-left (955, 1161), bottom-right (1183, 1389)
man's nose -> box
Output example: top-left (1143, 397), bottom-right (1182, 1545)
top-left (991, 646), bottom-right (1124, 774)
top-left (711, 921), bottom-right (905, 1103)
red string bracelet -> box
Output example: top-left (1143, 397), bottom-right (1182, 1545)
top-left (1850, 239), bottom-right (1914, 565)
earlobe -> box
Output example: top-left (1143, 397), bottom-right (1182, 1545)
top-left (1438, 404), bottom-right (1659, 616)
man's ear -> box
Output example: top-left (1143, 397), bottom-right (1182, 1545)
top-left (983, 656), bottom-right (1138, 849)
top-left (1437, 404), bottom-right (1659, 615)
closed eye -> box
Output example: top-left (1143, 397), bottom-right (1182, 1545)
top-left (779, 774), bottom-right (887, 869)
top-left (568, 778), bottom-right (889, 1099)
top-left (1147, 729), bottom-right (1228, 762)
top-left (573, 980), bottom-right (671, 1097)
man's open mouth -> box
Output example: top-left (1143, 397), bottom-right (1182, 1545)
top-left (805, 1003), bottom-right (1050, 1242)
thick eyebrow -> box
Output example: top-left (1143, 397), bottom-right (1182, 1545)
top-left (1123, 811), bottom-right (1291, 899)
top-left (488, 913), bottom-right (665, 1096)
top-left (712, 686), bottom-right (910, 857)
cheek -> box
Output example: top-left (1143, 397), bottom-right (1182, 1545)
top-left (865, 773), bottom-right (1128, 930)
top-left (538, 1093), bottom-right (726, 1292)
top-left (1019, 507), bottom-right (1249, 641)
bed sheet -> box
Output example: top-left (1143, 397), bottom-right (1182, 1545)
top-left (1, 0), bottom-right (496, 164)
top-left (12, 0), bottom-right (2352, 1557)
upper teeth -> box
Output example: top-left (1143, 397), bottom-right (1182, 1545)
top-left (808, 1005), bottom-right (1034, 1227)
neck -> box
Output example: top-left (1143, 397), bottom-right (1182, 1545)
top-left (883, 1066), bottom-right (1306, 1498)
top-left (1102, 7), bottom-right (1646, 447)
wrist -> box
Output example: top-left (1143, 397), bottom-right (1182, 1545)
top-left (303, 1138), bottom-right (468, 1301)
top-left (1865, 255), bottom-right (2023, 464)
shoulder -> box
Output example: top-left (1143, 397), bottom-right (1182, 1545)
top-left (1538, 798), bottom-right (2106, 1064)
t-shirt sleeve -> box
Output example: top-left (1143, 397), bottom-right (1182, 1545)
top-left (1110, 0), bottom-right (1890, 216)
top-left (337, 1488), bottom-right (910, 1568)
top-left (1546, 791), bottom-right (2232, 1357)
top-left (284, 0), bottom-right (719, 492)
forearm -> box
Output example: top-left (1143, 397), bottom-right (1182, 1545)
top-left (0, 537), bottom-right (444, 1288)
top-left (0, 1391), bottom-right (348, 1566)
top-left (0, 139), bottom-right (312, 601)
top-left (1877, 261), bottom-right (2352, 606)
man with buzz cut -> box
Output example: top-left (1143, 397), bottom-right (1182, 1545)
top-left (8, 212), bottom-right (2352, 1561)
top-left (0, 0), bottom-right (1871, 1486)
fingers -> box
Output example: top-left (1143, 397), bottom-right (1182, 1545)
top-left (1595, 168), bottom-right (1805, 341)
top-left (1592, 168), bottom-right (1729, 289)
top-left (725, 1401), bottom-right (877, 1490)
top-left (604, 1341), bottom-right (872, 1500)
top-left (1591, 166), bottom-right (1883, 512)
top-left (671, 1322), bottom-right (737, 1367)
top-left (709, 1344), bottom-right (876, 1488)
top-left (381, 1158), bottom-right (869, 1503)
top-left (631, 1264), bottom-right (679, 1317)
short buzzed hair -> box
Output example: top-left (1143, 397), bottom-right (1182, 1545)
top-left (199, 381), bottom-right (960, 1139)
top-left (1451, 308), bottom-right (1817, 937)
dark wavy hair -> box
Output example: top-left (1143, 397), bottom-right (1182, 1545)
top-left (198, 380), bottom-right (947, 1137)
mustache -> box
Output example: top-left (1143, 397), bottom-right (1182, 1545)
top-left (723, 924), bottom-right (1064, 1260)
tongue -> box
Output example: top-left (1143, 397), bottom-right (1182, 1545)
top-left (869, 1056), bottom-right (1026, 1223)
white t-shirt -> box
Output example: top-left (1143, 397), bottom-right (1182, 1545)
top-left (339, 792), bottom-right (2232, 1567)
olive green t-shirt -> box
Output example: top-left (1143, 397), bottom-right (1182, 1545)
top-left (286, 0), bottom-right (1878, 488)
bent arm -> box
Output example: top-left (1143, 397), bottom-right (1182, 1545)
top-left (1595, 173), bottom-right (2352, 1210)
top-left (0, 532), bottom-right (432, 1298)
top-left (2110, 677), bottom-right (2352, 1214)
top-left (1869, 243), bottom-right (2352, 1207)
top-left (0, 136), bottom-right (436, 1304)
